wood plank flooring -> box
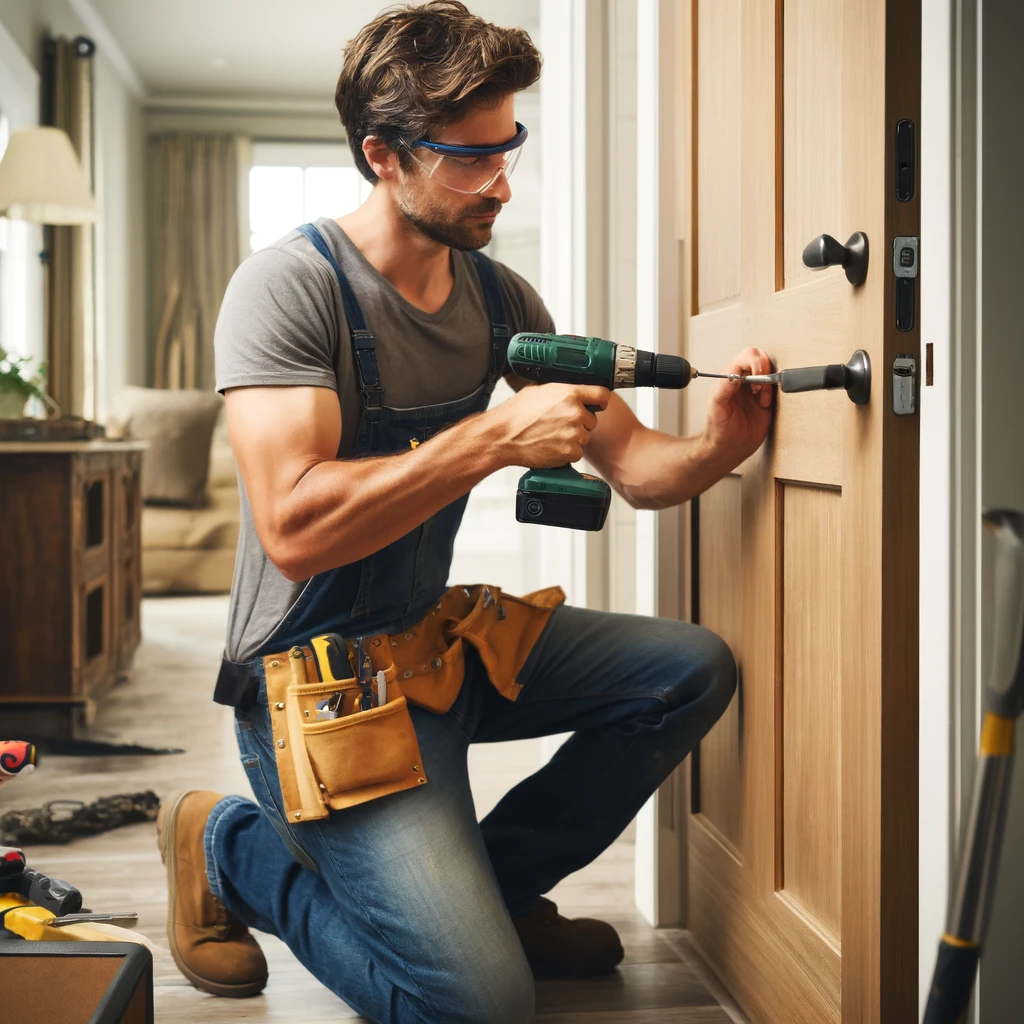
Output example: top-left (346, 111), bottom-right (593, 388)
top-left (2, 596), bottom-right (746, 1022)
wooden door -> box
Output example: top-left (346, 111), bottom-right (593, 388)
top-left (680, 1), bottom-right (920, 1021)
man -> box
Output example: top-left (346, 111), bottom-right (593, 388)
top-left (157, 3), bottom-right (773, 1022)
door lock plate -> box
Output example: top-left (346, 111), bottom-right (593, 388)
top-left (893, 354), bottom-right (916, 416)
top-left (893, 236), bottom-right (919, 278)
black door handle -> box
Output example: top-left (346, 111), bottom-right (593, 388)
top-left (801, 231), bottom-right (869, 286)
top-left (779, 350), bottom-right (871, 405)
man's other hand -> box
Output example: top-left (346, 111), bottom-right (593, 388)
top-left (701, 347), bottom-right (774, 467)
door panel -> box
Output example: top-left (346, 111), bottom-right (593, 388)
top-left (695, 0), bottom-right (742, 311)
top-left (779, 482), bottom-right (842, 944)
top-left (781, 0), bottom-right (844, 290)
top-left (680, 0), bottom-right (920, 1021)
top-left (696, 476), bottom-right (744, 856)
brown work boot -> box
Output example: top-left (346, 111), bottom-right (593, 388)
top-left (157, 790), bottom-right (268, 998)
top-left (512, 897), bottom-right (625, 979)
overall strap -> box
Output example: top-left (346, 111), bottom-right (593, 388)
top-left (466, 250), bottom-right (511, 392)
top-left (296, 222), bottom-right (384, 420)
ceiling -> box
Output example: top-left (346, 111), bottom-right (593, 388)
top-left (88, 0), bottom-right (541, 105)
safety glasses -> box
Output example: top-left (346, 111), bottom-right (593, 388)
top-left (404, 122), bottom-right (528, 195)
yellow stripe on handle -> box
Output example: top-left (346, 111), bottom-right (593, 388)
top-left (941, 932), bottom-right (979, 949)
top-left (310, 636), bottom-right (337, 682)
top-left (979, 713), bottom-right (1015, 756)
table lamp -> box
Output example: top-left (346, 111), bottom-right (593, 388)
top-left (0, 125), bottom-right (98, 422)
top-left (0, 125), bottom-right (97, 224)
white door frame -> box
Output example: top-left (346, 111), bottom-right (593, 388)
top-left (537, 0), bottom-right (610, 612)
top-left (918, 0), bottom-right (960, 1014)
top-left (633, 0), bottom-right (687, 927)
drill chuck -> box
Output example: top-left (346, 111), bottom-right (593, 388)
top-left (628, 348), bottom-right (691, 389)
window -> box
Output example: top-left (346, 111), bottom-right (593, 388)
top-left (248, 142), bottom-right (372, 253)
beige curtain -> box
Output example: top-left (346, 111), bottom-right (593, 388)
top-left (43, 36), bottom-right (95, 418)
top-left (147, 134), bottom-right (246, 390)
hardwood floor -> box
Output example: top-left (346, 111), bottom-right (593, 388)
top-left (3, 596), bottom-right (745, 1022)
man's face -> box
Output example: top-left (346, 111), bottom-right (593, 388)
top-left (394, 94), bottom-right (517, 251)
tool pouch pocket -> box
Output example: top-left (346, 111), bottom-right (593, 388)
top-left (450, 585), bottom-right (565, 703)
top-left (264, 650), bottom-right (426, 823)
top-left (387, 584), bottom-right (566, 711)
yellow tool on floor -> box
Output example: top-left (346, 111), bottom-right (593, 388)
top-left (1, 846), bottom-right (145, 946)
top-left (923, 510), bottom-right (1024, 1022)
top-left (0, 893), bottom-right (141, 943)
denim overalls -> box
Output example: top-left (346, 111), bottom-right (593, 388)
top-left (204, 222), bottom-right (737, 1023)
top-left (213, 221), bottom-right (510, 707)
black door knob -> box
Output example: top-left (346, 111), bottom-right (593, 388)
top-left (778, 350), bottom-right (872, 405)
top-left (801, 231), bottom-right (869, 286)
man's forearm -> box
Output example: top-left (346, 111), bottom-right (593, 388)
top-left (272, 410), bottom-right (508, 580)
top-left (606, 426), bottom-right (734, 511)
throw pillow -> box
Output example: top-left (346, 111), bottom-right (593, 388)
top-left (107, 386), bottom-right (224, 507)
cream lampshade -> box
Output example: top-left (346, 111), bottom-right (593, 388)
top-left (0, 126), bottom-right (97, 225)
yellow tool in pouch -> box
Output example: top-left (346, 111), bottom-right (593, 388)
top-left (265, 584), bottom-right (565, 822)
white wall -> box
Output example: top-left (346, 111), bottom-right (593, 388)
top-left (0, 0), bottom-right (145, 415)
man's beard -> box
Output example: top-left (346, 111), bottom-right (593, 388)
top-left (398, 194), bottom-right (501, 251)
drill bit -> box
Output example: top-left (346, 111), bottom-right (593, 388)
top-left (696, 370), bottom-right (781, 384)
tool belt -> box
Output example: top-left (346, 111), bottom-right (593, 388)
top-left (261, 584), bottom-right (564, 823)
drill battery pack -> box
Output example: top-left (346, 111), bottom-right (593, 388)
top-left (515, 469), bottom-right (611, 531)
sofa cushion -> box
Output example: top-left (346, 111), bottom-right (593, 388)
top-left (208, 421), bottom-right (237, 489)
top-left (108, 387), bottom-right (223, 507)
top-left (142, 485), bottom-right (240, 550)
top-left (142, 547), bottom-right (237, 595)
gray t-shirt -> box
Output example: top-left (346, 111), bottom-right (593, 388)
top-left (215, 217), bottom-right (554, 661)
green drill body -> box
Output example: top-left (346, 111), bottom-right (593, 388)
top-left (505, 332), bottom-right (693, 531)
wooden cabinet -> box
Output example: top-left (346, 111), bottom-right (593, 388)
top-left (0, 441), bottom-right (146, 738)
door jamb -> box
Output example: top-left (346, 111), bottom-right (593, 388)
top-left (634, 0), bottom-right (688, 927)
top-left (537, 0), bottom-right (610, 614)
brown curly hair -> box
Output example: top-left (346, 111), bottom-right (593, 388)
top-left (335, 1), bottom-right (541, 183)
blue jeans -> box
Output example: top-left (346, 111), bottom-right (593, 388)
top-left (204, 604), bottom-right (735, 1024)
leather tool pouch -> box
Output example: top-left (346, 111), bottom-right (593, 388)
top-left (264, 584), bottom-right (565, 823)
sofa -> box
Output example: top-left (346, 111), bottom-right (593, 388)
top-left (106, 387), bottom-right (240, 595)
top-left (140, 409), bottom-right (239, 594)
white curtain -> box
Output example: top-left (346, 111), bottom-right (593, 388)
top-left (147, 134), bottom-right (250, 390)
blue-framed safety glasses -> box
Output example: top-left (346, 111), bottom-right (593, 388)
top-left (405, 122), bottom-right (528, 195)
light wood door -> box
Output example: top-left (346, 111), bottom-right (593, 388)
top-left (680, 1), bottom-right (920, 1021)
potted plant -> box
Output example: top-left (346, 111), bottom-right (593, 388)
top-left (0, 346), bottom-right (55, 419)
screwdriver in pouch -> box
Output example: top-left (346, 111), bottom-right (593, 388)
top-left (354, 638), bottom-right (378, 711)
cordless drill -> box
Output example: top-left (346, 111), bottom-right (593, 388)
top-left (506, 332), bottom-right (694, 531)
